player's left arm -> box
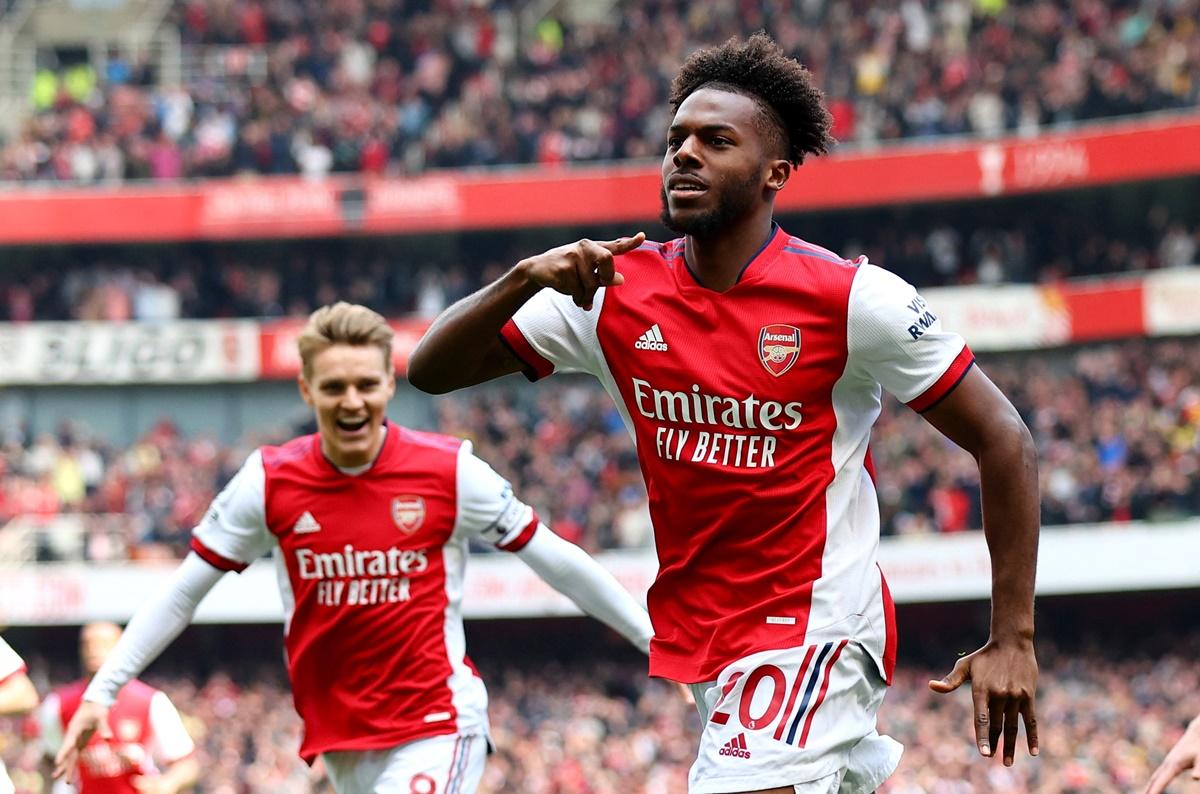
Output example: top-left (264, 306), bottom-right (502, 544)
top-left (848, 263), bottom-right (1039, 767)
top-left (512, 529), bottom-right (654, 654)
top-left (453, 443), bottom-right (654, 653)
top-left (921, 366), bottom-right (1040, 767)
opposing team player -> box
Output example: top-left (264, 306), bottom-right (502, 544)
top-left (40, 622), bottom-right (198, 794)
top-left (55, 302), bottom-right (654, 794)
top-left (409, 33), bottom-right (1040, 794)
top-left (0, 636), bottom-right (39, 794)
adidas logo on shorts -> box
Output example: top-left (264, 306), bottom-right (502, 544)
top-left (718, 733), bottom-right (751, 759)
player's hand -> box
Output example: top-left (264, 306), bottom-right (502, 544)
top-left (929, 637), bottom-right (1039, 766)
top-left (1144, 714), bottom-right (1200, 794)
top-left (54, 700), bottom-right (112, 779)
top-left (131, 775), bottom-right (173, 794)
top-left (519, 233), bottom-right (645, 310)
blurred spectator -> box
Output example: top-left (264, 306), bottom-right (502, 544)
top-left (2, 0), bottom-right (1198, 183)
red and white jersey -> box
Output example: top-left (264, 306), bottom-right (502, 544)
top-left (40, 679), bottom-right (194, 794)
top-left (0, 637), bottom-right (26, 794)
top-left (190, 424), bottom-right (539, 762)
top-left (501, 226), bottom-right (973, 684)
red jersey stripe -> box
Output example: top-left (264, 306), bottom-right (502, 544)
top-left (497, 512), bottom-right (540, 552)
top-left (500, 321), bottom-right (554, 381)
top-left (0, 665), bottom-right (27, 686)
top-left (907, 345), bottom-right (975, 413)
top-left (189, 537), bottom-right (249, 572)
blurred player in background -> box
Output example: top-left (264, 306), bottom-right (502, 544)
top-left (410, 32), bottom-right (1040, 794)
top-left (39, 622), bottom-right (197, 794)
top-left (54, 302), bottom-right (654, 794)
top-left (1145, 713), bottom-right (1200, 794)
top-left (0, 636), bottom-right (39, 794)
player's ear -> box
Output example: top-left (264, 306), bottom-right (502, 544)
top-left (297, 374), bottom-right (314, 407)
top-left (766, 158), bottom-right (791, 192)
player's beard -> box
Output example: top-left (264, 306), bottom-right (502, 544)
top-left (659, 169), bottom-right (762, 239)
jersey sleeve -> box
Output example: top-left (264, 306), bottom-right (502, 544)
top-left (37, 694), bottom-right (63, 757)
top-left (148, 691), bottom-right (195, 763)
top-left (190, 450), bottom-right (275, 572)
top-left (848, 263), bottom-right (975, 412)
top-left (0, 637), bottom-right (24, 683)
top-left (451, 441), bottom-right (540, 552)
top-left (500, 285), bottom-right (607, 381)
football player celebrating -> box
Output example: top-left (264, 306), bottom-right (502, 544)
top-left (56, 302), bottom-right (654, 794)
top-left (409, 33), bottom-right (1040, 794)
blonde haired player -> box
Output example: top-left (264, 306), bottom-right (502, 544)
top-left (55, 302), bottom-right (654, 794)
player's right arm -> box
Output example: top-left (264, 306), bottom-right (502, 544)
top-left (0, 637), bottom-right (38, 715)
top-left (406, 233), bottom-right (643, 393)
top-left (54, 451), bottom-right (273, 780)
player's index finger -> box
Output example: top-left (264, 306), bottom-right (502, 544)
top-left (597, 232), bottom-right (646, 254)
top-left (971, 682), bottom-right (990, 754)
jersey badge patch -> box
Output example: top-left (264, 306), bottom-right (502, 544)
top-left (759, 324), bottom-right (801, 377)
top-left (391, 496), bottom-right (426, 534)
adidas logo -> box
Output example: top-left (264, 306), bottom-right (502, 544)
top-left (634, 324), bottom-right (668, 352)
top-left (293, 511), bottom-right (322, 534)
top-left (718, 733), bottom-right (751, 759)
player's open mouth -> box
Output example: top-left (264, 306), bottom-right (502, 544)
top-left (336, 417), bottom-right (369, 433)
top-left (668, 173), bottom-right (708, 198)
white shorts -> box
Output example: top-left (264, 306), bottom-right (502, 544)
top-left (322, 733), bottom-right (487, 794)
top-left (687, 641), bottom-right (902, 794)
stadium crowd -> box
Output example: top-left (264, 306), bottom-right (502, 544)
top-left (1, 336), bottom-right (1197, 561)
top-left (1, 209), bottom-right (1196, 323)
top-left (2, 0), bottom-right (1198, 182)
top-left (1, 637), bottom-right (1198, 793)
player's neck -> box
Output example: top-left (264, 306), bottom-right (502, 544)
top-left (683, 213), bottom-right (775, 292)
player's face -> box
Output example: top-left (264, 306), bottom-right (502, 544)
top-left (660, 88), bottom-right (773, 238)
top-left (80, 622), bottom-right (121, 676)
top-left (299, 343), bottom-right (396, 469)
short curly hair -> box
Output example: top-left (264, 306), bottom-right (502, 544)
top-left (669, 32), bottom-right (833, 166)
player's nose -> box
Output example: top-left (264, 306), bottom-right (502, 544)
top-left (673, 135), bottom-right (701, 166)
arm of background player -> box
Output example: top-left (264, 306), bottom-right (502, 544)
top-left (0, 668), bottom-right (38, 715)
top-left (54, 554), bottom-right (224, 778)
top-left (407, 233), bottom-right (643, 393)
top-left (923, 367), bottom-right (1040, 766)
top-left (138, 691), bottom-right (200, 794)
top-left (515, 528), bottom-right (654, 654)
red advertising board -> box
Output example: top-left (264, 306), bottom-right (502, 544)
top-left (0, 113), bottom-right (1197, 244)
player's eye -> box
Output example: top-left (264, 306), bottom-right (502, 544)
top-left (711, 136), bottom-right (732, 147)
top-left (667, 137), bottom-right (683, 149)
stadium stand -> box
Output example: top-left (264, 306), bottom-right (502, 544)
top-left (1, 335), bottom-right (1196, 561)
top-left (0, 206), bottom-right (1195, 322)
top-left (2, 0), bottom-right (1198, 182)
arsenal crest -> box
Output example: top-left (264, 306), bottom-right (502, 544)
top-left (758, 324), bottom-right (801, 377)
top-left (391, 496), bottom-right (425, 534)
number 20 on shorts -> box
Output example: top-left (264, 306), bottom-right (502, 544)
top-left (708, 640), bottom-right (848, 748)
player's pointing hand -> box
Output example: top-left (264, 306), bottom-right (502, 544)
top-left (54, 700), bottom-right (112, 780)
top-left (519, 232), bottom-right (645, 310)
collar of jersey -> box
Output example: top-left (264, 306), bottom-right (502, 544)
top-left (312, 421), bottom-right (394, 476)
top-left (674, 222), bottom-right (785, 293)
